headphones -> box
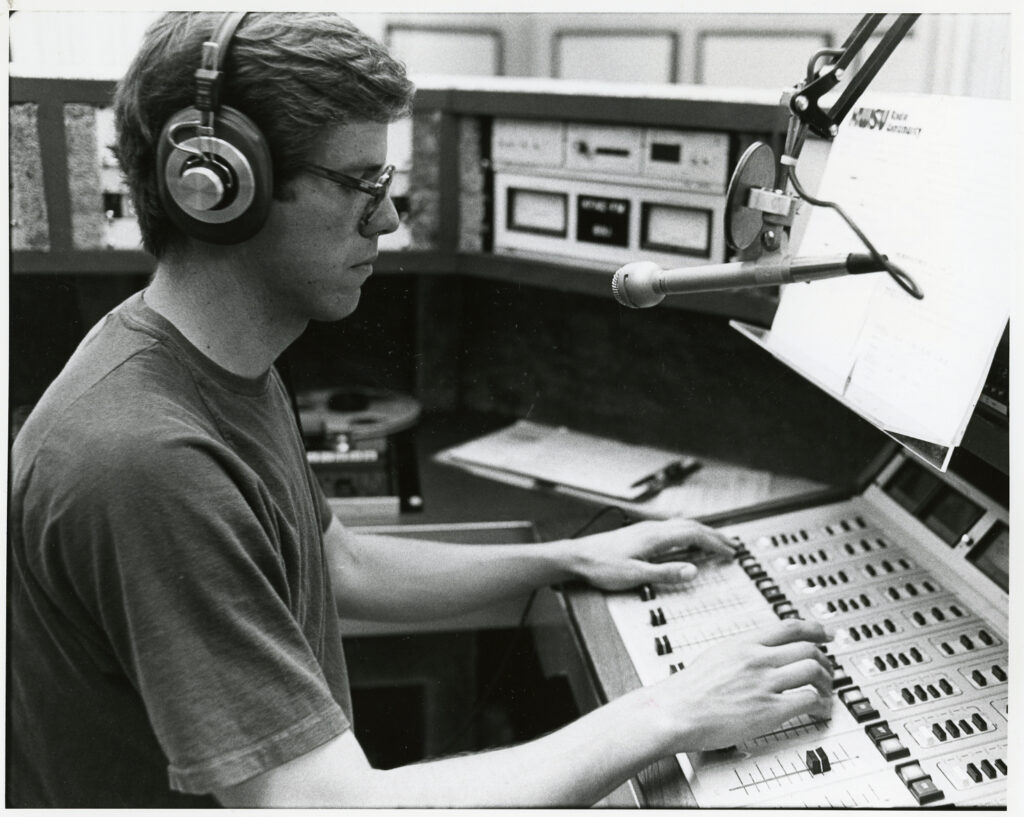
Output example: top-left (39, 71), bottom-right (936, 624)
top-left (156, 11), bottom-right (273, 244)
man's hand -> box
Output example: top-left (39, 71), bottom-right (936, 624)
top-left (557, 517), bottom-right (736, 591)
top-left (641, 619), bottom-right (834, 753)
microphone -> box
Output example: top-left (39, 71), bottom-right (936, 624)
top-left (611, 253), bottom-right (886, 308)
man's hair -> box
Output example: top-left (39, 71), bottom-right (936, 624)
top-left (112, 11), bottom-right (415, 258)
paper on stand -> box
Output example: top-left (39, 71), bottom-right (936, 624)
top-left (765, 93), bottom-right (1011, 468)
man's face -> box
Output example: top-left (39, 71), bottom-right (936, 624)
top-left (241, 119), bottom-right (400, 325)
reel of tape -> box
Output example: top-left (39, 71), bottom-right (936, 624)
top-left (297, 386), bottom-right (421, 445)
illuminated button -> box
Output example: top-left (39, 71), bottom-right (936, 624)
top-left (972, 713), bottom-right (988, 731)
top-left (907, 776), bottom-right (944, 805)
top-left (832, 666), bottom-right (852, 689)
top-left (773, 601), bottom-right (797, 619)
top-left (896, 761), bottom-right (926, 784)
top-left (866, 721), bottom-right (896, 743)
top-left (839, 686), bottom-right (865, 704)
top-left (763, 588), bottom-right (785, 604)
top-left (849, 700), bottom-right (879, 723)
top-left (877, 736), bottom-right (910, 760)
top-left (980, 760), bottom-right (996, 779)
top-left (966, 763), bottom-right (983, 782)
top-left (991, 665), bottom-right (1006, 682)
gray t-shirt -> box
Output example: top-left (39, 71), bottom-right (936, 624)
top-left (7, 292), bottom-right (352, 807)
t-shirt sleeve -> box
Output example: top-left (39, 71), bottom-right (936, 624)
top-left (25, 427), bottom-right (350, 794)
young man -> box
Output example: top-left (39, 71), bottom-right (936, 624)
top-left (7, 12), bottom-right (833, 808)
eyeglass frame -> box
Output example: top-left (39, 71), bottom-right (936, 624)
top-left (299, 162), bottom-right (396, 230)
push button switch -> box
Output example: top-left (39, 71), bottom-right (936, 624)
top-left (866, 722), bottom-right (909, 759)
top-left (849, 700), bottom-right (880, 723)
top-left (908, 776), bottom-right (944, 805)
top-left (896, 761), bottom-right (944, 805)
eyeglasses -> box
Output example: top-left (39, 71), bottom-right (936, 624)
top-left (300, 163), bottom-right (396, 230)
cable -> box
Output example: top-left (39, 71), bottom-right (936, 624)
top-left (787, 164), bottom-right (924, 300)
top-left (434, 504), bottom-right (632, 757)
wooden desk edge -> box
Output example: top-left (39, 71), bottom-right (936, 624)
top-left (563, 585), bottom-right (697, 807)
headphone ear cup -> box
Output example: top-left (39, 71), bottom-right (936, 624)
top-left (157, 105), bottom-right (273, 245)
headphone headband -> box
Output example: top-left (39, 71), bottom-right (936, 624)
top-left (194, 11), bottom-right (248, 121)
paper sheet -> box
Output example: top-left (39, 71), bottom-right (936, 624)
top-left (766, 93), bottom-right (1011, 462)
top-left (439, 420), bottom-right (698, 501)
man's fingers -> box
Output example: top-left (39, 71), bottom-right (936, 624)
top-left (641, 560), bottom-right (698, 584)
top-left (762, 640), bottom-right (832, 673)
top-left (770, 659), bottom-right (833, 702)
top-left (771, 684), bottom-right (831, 724)
top-left (757, 619), bottom-right (831, 648)
top-left (653, 518), bottom-right (735, 560)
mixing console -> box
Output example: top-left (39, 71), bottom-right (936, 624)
top-left (604, 451), bottom-right (1009, 808)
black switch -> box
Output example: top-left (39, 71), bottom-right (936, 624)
top-left (972, 713), bottom-right (988, 731)
top-left (931, 723), bottom-right (947, 741)
top-left (966, 763), bottom-right (982, 782)
top-left (980, 760), bottom-right (996, 779)
top-left (991, 665), bottom-right (1007, 682)
top-left (972, 669), bottom-right (988, 687)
